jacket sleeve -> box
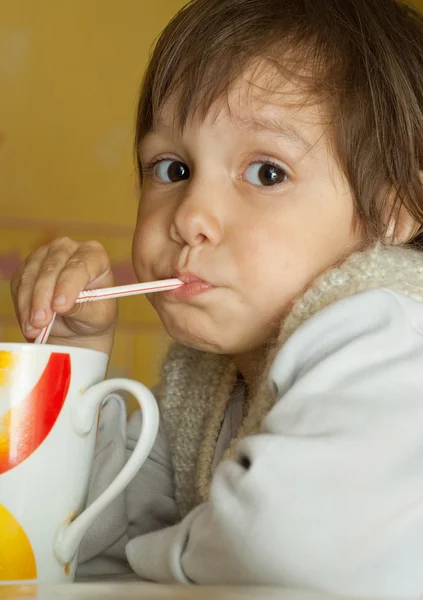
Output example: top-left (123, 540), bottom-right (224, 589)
top-left (125, 288), bottom-right (423, 596)
top-left (76, 394), bottom-right (179, 579)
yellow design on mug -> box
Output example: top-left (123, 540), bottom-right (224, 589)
top-left (0, 505), bottom-right (37, 580)
top-left (0, 351), bottom-right (19, 387)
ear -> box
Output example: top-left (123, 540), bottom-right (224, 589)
top-left (385, 173), bottom-right (422, 244)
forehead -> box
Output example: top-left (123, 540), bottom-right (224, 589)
top-left (149, 63), bottom-right (329, 149)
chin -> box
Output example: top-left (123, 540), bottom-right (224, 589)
top-left (156, 303), bottom-right (263, 355)
top-left (162, 321), bottom-right (261, 355)
top-left (167, 327), bottom-right (226, 354)
top-left (159, 315), bottom-right (227, 354)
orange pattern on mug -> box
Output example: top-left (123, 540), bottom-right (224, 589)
top-left (0, 505), bottom-right (37, 580)
top-left (0, 352), bottom-right (71, 474)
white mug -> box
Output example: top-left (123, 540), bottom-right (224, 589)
top-left (0, 343), bottom-right (159, 584)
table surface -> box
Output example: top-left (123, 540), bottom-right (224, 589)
top-left (0, 584), bottom-right (371, 600)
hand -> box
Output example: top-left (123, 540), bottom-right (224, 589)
top-left (11, 237), bottom-right (118, 355)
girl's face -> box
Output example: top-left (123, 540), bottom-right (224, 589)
top-left (133, 74), bottom-right (362, 356)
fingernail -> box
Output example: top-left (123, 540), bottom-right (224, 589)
top-left (54, 294), bottom-right (67, 307)
top-left (33, 308), bottom-right (46, 322)
top-left (24, 321), bottom-right (34, 333)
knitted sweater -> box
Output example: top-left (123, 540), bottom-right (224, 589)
top-left (158, 243), bottom-right (423, 517)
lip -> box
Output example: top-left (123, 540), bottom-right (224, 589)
top-left (164, 270), bottom-right (215, 300)
top-left (173, 270), bottom-right (210, 284)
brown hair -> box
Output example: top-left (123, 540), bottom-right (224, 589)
top-left (135, 0), bottom-right (423, 246)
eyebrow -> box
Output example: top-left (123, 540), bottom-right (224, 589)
top-left (141, 113), bottom-right (313, 153)
top-left (240, 114), bottom-right (312, 151)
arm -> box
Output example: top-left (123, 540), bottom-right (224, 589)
top-left (126, 288), bottom-right (423, 596)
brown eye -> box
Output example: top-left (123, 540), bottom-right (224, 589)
top-left (155, 160), bottom-right (190, 183)
top-left (244, 162), bottom-right (288, 187)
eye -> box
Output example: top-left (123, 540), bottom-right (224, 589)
top-left (244, 162), bottom-right (289, 187)
top-left (153, 160), bottom-right (190, 183)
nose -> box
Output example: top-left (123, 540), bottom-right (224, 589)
top-left (170, 184), bottom-right (223, 247)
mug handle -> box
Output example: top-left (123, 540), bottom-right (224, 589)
top-left (53, 378), bottom-right (159, 565)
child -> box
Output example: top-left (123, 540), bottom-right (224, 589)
top-left (11, 0), bottom-right (423, 594)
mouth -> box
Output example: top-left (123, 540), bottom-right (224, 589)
top-left (164, 270), bottom-right (215, 300)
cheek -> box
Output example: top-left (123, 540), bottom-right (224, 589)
top-left (235, 214), bottom-right (290, 276)
top-left (234, 196), bottom-right (355, 310)
top-left (132, 213), bottom-right (161, 280)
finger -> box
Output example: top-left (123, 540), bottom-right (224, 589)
top-left (30, 238), bottom-right (78, 329)
top-left (11, 246), bottom-right (49, 338)
top-left (50, 240), bottom-right (114, 316)
top-left (62, 296), bottom-right (118, 338)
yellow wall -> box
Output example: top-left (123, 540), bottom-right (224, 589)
top-left (0, 0), bottom-right (186, 395)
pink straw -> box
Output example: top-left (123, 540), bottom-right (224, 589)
top-left (34, 278), bottom-right (183, 345)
